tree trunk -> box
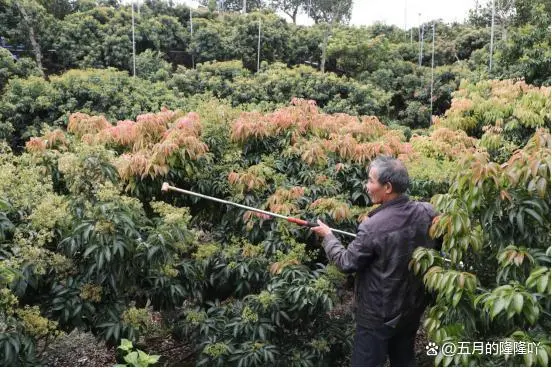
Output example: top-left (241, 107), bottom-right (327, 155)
top-left (320, 22), bottom-right (333, 73)
top-left (15, 1), bottom-right (45, 77)
top-left (292, 7), bottom-right (298, 24)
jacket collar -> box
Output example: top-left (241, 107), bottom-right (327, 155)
top-left (367, 194), bottom-right (409, 218)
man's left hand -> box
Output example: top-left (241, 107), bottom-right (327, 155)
top-left (311, 219), bottom-right (332, 237)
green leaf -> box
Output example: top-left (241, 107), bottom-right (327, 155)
top-left (491, 298), bottom-right (506, 320)
top-left (524, 351), bottom-right (534, 366)
top-left (524, 208), bottom-right (543, 225)
top-left (452, 291), bottom-right (462, 307)
top-left (537, 347), bottom-right (548, 367)
top-left (512, 293), bottom-right (523, 314)
top-left (537, 275), bottom-right (549, 293)
top-left (124, 351), bottom-right (139, 366)
top-left (148, 355), bottom-right (160, 364)
top-left (83, 245), bottom-right (98, 258)
top-left (516, 211), bottom-right (524, 232)
top-left (119, 338), bottom-right (133, 352)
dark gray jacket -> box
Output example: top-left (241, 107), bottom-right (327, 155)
top-left (322, 195), bottom-right (437, 328)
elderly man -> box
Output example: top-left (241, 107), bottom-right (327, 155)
top-left (312, 156), bottom-right (438, 367)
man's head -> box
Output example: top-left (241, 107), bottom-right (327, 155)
top-left (366, 156), bottom-right (410, 204)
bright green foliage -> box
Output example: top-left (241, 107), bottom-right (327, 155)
top-left (411, 128), bottom-right (551, 366)
top-left (326, 27), bottom-right (391, 76)
top-left (1, 99), bottom-right (466, 365)
top-left (438, 79), bottom-right (550, 153)
top-left (135, 49), bottom-right (172, 82)
top-left (0, 48), bottom-right (41, 91)
top-left (117, 338), bottom-right (160, 367)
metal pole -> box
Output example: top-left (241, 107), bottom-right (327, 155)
top-left (430, 23), bottom-right (435, 125)
top-left (243, 0), bottom-right (246, 13)
top-left (489, 0), bottom-right (495, 72)
top-left (418, 13), bottom-right (422, 65)
top-left (132, 1), bottom-right (136, 77)
top-left (257, 19), bottom-right (261, 72)
top-left (190, 8), bottom-right (194, 69)
top-left (419, 24), bottom-right (424, 66)
top-left (404, 0), bottom-right (407, 39)
top-left (161, 183), bottom-right (357, 238)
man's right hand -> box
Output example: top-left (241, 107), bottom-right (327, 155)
top-left (311, 219), bottom-right (332, 237)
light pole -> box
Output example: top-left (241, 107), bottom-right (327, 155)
top-left (418, 14), bottom-right (424, 66)
top-left (404, 0), bottom-right (407, 40)
top-left (190, 7), bottom-right (194, 69)
top-left (489, 0), bottom-right (495, 72)
top-left (430, 23), bottom-right (435, 125)
top-left (131, 1), bottom-right (136, 77)
top-left (257, 19), bottom-right (261, 72)
top-left (418, 13), bottom-right (423, 66)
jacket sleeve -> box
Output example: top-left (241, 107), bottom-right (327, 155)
top-left (321, 224), bottom-right (375, 273)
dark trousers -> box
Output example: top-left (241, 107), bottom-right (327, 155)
top-left (351, 322), bottom-right (418, 367)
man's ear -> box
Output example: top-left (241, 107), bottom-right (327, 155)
top-left (384, 182), bottom-right (393, 194)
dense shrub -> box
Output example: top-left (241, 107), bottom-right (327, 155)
top-left (0, 68), bottom-right (185, 149)
top-left (169, 61), bottom-right (391, 117)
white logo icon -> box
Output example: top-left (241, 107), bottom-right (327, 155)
top-left (426, 342), bottom-right (439, 356)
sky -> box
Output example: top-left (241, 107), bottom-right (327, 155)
top-left (127, 0), bottom-right (480, 28)
top-left (341, 0), bottom-right (476, 28)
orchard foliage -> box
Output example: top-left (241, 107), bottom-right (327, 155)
top-left (0, 68), bottom-right (186, 149)
top-left (437, 79), bottom-right (550, 160)
top-left (410, 131), bottom-right (551, 366)
top-left (169, 61), bottom-right (390, 117)
top-left (0, 97), bottom-right (479, 365)
top-left (0, 0), bottom-right (550, 366)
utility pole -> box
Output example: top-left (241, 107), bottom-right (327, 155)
top-left (418, 21), bottom-right (424, 65)
top-left (418, 13), bottom-right (422, 65)
top-left (257, 19), bottom-right (261, 72)
top-left (404, 0), bottom-right (407, 40)
top-left (489, 0), bottom-right (495, 72)
top-left (430, 23), bottom-right (435, 125)
top-left (190, 8), bottom-right (194, 69)
top-left (243, 0), bottom-right (246, 13)
top-left (132, 1), bottom-right (136, 77)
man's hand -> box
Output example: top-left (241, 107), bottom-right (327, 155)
top-left (311, 219), bottom-right (332, 237)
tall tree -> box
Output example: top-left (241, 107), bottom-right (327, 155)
top-left (36, 0), bottom-right (74, 19)
top-left (304, 0), bottom-right (352, 24)
top-left (468, 0), bottom-right (515, 40)
top-left (305, 0), bottom-right (352, 72)
top-left (11, 0), bottom-right (46, 76)
top-left (268, 0), bottom-right (304, 24)
top-left (198, 0), bottom-right (265, 12)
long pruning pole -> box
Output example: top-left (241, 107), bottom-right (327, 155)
top-left (161, 183), bottom-right (357, 238)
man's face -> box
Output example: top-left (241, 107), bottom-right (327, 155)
top-left (366, 167), bottom-right (390, 204)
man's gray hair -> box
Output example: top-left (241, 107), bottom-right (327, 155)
top-left (369, 156), bottom-right (410, 194)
